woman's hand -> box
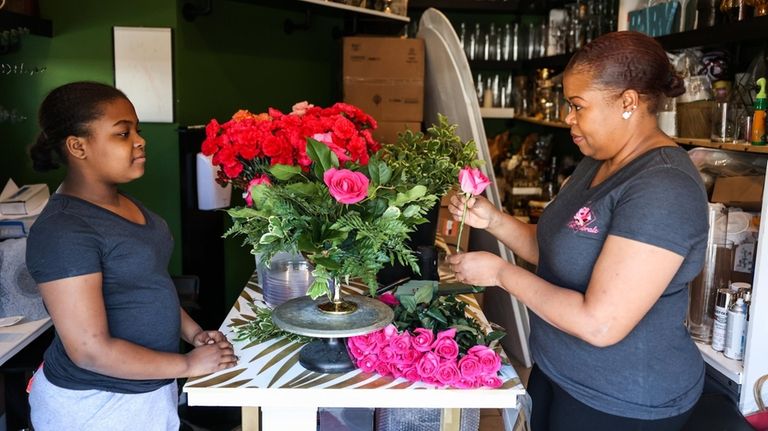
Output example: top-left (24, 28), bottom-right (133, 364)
top-left (448, 193), bottom-right (499, 230)
top-left (191, 330), bottom-right (228, 347)
top-left (446, 251), bottom-right (508, 286)
top-left (184, 339), bottom-right (238, 377)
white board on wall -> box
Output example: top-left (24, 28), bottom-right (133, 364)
top-left (113, 26), bottom-right (174, 123)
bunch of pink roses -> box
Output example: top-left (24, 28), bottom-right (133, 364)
top-left (347, 323), bottom-right (503, 389)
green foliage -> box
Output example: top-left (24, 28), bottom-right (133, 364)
top-left (392, 284), bottom-right (506, 357)
top-left (225, 115), bottom-right (480, 300)
top-left (231, 304), bottom-right (311, 345)
top-left (380, 114), bottom-right (483, 199)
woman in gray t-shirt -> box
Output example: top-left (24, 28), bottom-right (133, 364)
top-left (447, 32), bottom-right (708, 430)
top-left (25, 82), bottom-right (238, 430)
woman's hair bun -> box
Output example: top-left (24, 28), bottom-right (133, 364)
top-left (664, 73), bottom-right (686, 98)
top-left (29, 132), bottom-right (62, 172)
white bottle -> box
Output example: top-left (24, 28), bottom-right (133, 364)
top-left (724, 298), bottom-right (748, 360)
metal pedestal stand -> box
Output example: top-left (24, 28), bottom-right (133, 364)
top-left (272, 289), bottom-right (393, 374)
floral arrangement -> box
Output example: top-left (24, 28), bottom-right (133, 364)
top-left (202, 102), bottom-right (481, 299)
top-left (347, 283), bottom-right (506, 388)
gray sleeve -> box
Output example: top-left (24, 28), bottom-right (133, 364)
top-left (608, 167), bottom-right (709, 257)
top-left (26, 213), bottom-right (103, 283)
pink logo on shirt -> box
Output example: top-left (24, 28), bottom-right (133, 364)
top-left (568, 206), bottom-right (599, 234)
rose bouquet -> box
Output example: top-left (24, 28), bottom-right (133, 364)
top-left (347, 284), bottom-right (506, 388)
top-left (202, 102), bottom-right (481, 299)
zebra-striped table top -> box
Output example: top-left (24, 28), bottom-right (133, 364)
top-left (183, 273), bottom-right (526, 409)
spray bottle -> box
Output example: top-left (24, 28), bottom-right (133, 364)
top-left (751, 77), bottom-right (767, 146)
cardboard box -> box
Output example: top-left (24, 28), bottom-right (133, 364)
top-left (371, 121), bottom-right (421, 145)
top-left (711, 175), bottom-right (765, 211)
top-left (343, 37), bottom-right (424, 122)
top-left (343, 37), bottom-right (424, 80)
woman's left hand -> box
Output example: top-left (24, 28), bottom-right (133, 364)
top-left (446, 251), bottom-right (508, 286)
top-left (192, 330), bottom-right (229, 347)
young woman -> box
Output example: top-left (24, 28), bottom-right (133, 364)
top-left (25, 82), bottom-right (237, 430)
top-left (447, 32), bottom-right (707, 430)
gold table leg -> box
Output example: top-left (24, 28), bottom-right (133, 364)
top-left (242, 406), bottom-right (260, 431)
top-left (440, 408), bottom-right (462, 431)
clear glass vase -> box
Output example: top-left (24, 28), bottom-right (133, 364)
top-left (256, 252), bottom-right (314, 308)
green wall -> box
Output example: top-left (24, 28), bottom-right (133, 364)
top-left (0, 0), bottom-right (346, 313)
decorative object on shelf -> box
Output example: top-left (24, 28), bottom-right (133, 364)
top-left (347, 282), bottom-right (505, 388)
top-left (628, 1), bottom-right (681, 37)
top-left (202, 103), bottom-right (481, 372)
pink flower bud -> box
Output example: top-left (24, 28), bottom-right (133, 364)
top-left (458, 167), bottom-right (491, 196)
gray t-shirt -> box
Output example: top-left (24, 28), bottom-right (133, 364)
top-left (26, 193), bottom-right (180, 394)
top-left (533, 146), bottom-right (708, 420)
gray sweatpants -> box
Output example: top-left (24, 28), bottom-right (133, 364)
top-left (29, 367), bottom-right (180, 431)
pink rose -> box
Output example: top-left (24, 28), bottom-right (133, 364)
top-left (358, 354), bottom-right (379, 373)
top-left (291, 101), bottom-right (314, 116)
top-left (416, 352), bottom-right (440, 379)
top-left (436, 361), bottom-right (461, 386)
top-left (468, 345), bottom-right (502, 375)
top-left (378, 292), bottom-right (400, 307)
top-left (411, 328), bottom-right (435, 352)
top-left (243, 174), bottom-right (271, 207)
top-left (399, 348), bottom-right (421, 365)
top-left (458, 354), bottom-right (482, 379)
top-left (479, 374), bottom-right (503, 388)
top-left (404, 367), bottom-right (421, 382)
top-left (312, 132), bottom-right (333, 145)
top-left (323, 168), bottom-right (369, 204)
top-left (458, 167), bottom-right (491, 196)
top-left (378, 346), bottom-right (397, 363)
top-left (375, 361), bottom-right (391, 377)
top-left (348, 334), bottom-right (377, 356)
top-left (433, 337), bottom-right (459, 360)
top-left (454, 376), bottom-right (478, 389)
top-left (435, 328), bottom-right (457, 340)
top-left (389, 331), bottom-right (412, 355)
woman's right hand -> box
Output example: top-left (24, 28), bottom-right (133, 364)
top-left (448, 193), bottom-right (499, 230)
top-left (184, 341), bottom-right (238, 377)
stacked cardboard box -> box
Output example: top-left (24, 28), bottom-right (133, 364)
top-left (342, 36), bottom-right (424, 145)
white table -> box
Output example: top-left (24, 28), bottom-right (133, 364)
top-left (184, 275), bottom-right (529, 431)
top-left (0, 317), bottom-right (52, 367)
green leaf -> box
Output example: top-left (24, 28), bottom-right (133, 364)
top-left (285, 182), bottom-right (316, 196)
top-left (227, 207), bottom-right (260, 218)
top-left (485, 330), bottom-right (507, 343)
top-left (402, 204), bottom-right (420, 218)
top-left (270, 164), bottom-right (301, 180)
top-left (425, 307), bottom-right (447, 324)
top-left (392, 185), bottom-right (427, 207)
top-left (382, 206), bottom-right (401, 219)
top-left (399, 295), bottom-right (417, 313)
top-left (312, 257), bottom-right (342, 270)
top-left (367, 158), bottom-right (392, 186)
top-left (307, 279), bottom-right (329, 300)
top-left (414, 284), bottom-right (435, 305)
top-left (306, 137), bottom-right (337, 174)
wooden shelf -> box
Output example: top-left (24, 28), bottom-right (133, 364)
top-left (515, 115), bottom-right (569, 129)
top-left (0, 10), bottom-right (52, 37)
top-left (409, 0), bottom-right (566, 13)
top-left (470, 53), bottom-right (571, 71)
top-left (480, 107), bottom-right (515, 119)
top-left (673, 137), bottom-right (768, 154)
top-left (296, 0), bottom-right (409, 22)
top-left (657, 15), bottom-right (768, 51)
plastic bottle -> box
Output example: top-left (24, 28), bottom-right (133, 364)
top-left (751, 77), bottom-right (767, 146)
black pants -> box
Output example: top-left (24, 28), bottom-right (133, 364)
top-left (528, 365), bottom-right (695, 431)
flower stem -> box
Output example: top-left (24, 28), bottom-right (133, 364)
top-left (456, 193), bottom-right (469, 254)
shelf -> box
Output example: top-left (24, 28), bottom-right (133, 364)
top-left (470, 53), bottom-right (572, 71)
top-left (673, 137), bottom-right (768, 154)
top-left (657, 15), bottom-right (768, 51)
top-left (480, 107), bottom-right (515, 119)
top-left (696, 341), bottom-right (743, 384)
top-left (515, 115), bottom-right (569, 129)
top-left (296, 0), bottom-right (409, 22)
top-left (0, 10), bottom-right (52, 37)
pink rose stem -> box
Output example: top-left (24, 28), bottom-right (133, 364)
top-left (456, 192), bottom-right (470, 254)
